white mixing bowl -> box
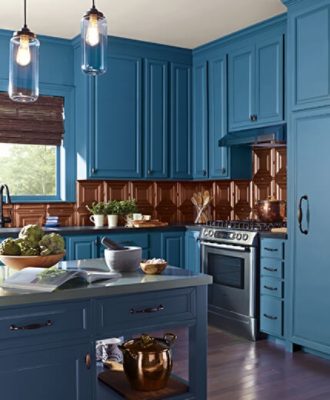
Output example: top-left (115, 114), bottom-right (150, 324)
top-left (104, 246), bottom-right (142, 272)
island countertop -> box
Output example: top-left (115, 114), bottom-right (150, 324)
top-left (0, 259), bottom-right (212, 308)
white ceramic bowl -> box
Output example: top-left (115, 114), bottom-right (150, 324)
top-left (104, 246), bottom-right (142, 273)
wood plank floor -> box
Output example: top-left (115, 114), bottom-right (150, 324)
top-left (206, 326), bottom-right (330, 400)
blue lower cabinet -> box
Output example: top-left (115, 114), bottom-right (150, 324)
top-left (0, 342), bottom-right (92, 400)
top-left (160, 232), bottom-right (185, 268)
top-left (185, 230), bottom-right (201, 273)
top-left (66, 235), bottom-right (98, 260)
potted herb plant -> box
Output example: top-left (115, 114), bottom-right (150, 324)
top-left (118, 199), bottom-right (138, 227)
top-left (86, 202), bottom-right (106, 227)
top-left (105, 200), bottom-right (121, 228)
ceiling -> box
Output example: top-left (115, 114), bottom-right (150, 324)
top-left (0, 0), bottom-right (286, 49)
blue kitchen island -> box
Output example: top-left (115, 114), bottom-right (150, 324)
top-left (0, 260), bottom-right (212, 400)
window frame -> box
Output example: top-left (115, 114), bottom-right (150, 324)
top-left (0, 80), bottom-right (76, 203)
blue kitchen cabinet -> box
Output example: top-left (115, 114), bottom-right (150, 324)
top-left (160, 231), bottom-right (185, 268)
top-left (170, 63), bottom-right (192, 179)
top-left (286, 0), bottom-right (330, 110)
top-left (90, 54), bottom-right (143, 178)
top-left (0, 342), bottom-right (92, 400)
top-left (192, 61), bottom-right (209, 179)
top-left (144, 58), bottom-right (169, 178)
top-left (228, 32), bottom-right (284, 131)
top-left (66, 235), bottom-right (98, 260)
top-left (185, 230), bottom-right (201, 273)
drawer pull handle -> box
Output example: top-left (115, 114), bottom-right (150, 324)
top-left (264, 247), bottom-right (278, 252)
top-left (130, 305), bottom-right (164, 314)
top-left (263, 285), bottom-right (278, 291)
top-left (9, 320), bottom-right (53, 331)
top-left (85, 353), bottom-right (92, 369)
top-left (263, 313), bottom-right (278, 320)
top-left (264, 267), bottom-right (278, 272)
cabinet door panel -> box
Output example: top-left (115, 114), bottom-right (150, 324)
top-left (92, 55), bottom-right (142, 178)
top-left (161, 232), bottom-right (184, 268)
top-left (256, 35), bottom-right (284, 124)
top-left (145, 59), bottom-right (168, 178)
top-left (209, 56), bottom-right (228, 178)
top-left (185, 231), bottom-right (201, 273)
top-left (171, 63), bottom-right (192, 179)
top-left (293, 5), bottom-right (330, 109)
top-left (291, 109), bottom-right (330, 351)
top-left (0, 343), bottom-right (92, 400)
top-left (67, 235), bottom-right (98, 260)
top-left (228, 45), bottom-right (254, 131)
top-left (193, 61), bottom-right (208, 178)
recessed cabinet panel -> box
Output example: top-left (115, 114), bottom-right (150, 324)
top-left (92, 55), bottom-right (142, 178)
top-left (67, 235), bottom-right (98, 260)
top-left (228, 45), bottom-right (254, 131)
top-left (145, 59), bottom-right (169, 178)
top-left (294, 6), bottom-right (330, 108)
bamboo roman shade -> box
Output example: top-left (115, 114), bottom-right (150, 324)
top-left (0, 93), bottom-right (64, 146)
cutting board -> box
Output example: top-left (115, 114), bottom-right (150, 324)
top-left (98, 362), bottom-right (188, 400)
top-left (270, 227), bottom-right (287, 233)
top-left (132, 220), bottom-right (168, 228)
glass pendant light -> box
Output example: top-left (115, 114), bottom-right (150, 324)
top-left (8, 0), bottom-right (39, 103)
top-left (81, 0), bottom-right (107, 75)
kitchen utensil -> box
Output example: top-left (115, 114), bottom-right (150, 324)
top-left (119, 333), bottom-right (177, 391)
top-left (256, 197), bottom-right (286, 222)
top-left (104, 246), bottom-right (142, 272)
top-left (101, 237), bottom-right (126, 251)
top-left (0, 253), bottom-right (65, 270)
top-left (140, 260), bottom-right (168, 275)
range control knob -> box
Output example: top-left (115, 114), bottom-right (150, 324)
top-left (236, 233), bottom-right (242, 240)
top-left (243, 234), bottom-right (249, 241)
top-left (204, 230), bottom-right (208, 237)
top-left (230, 233), bottom-right (236, 239)
top-left (208, 230), bottom-right (214, 237)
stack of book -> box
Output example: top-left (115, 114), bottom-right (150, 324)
top-left (44, 216), bottom-right (60, 227)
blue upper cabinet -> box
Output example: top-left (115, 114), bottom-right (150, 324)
top-left (228, 44), bottom-right (255, 131)
top-left (287, 1), bottom-right (330, 110)
top-left (91, 54), bottom-right (142, 178)
top-left (170, 63), bottom-right (192, 179)
top-left (208, 54), bottom-right (229, 178)
top-left (144, 58), bottom-right (169, 179)
top-left (193, 61), bottom-right (209, 179)
top-left (228, 31), bottom-right (284, 131)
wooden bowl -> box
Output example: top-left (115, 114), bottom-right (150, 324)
top-left (140, 261), bottom-right (168, 275)
top-left (0, 253), bottom-right (65, 270)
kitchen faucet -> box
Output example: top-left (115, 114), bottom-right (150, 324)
top-left (0, 185), bottom-right (12, 228)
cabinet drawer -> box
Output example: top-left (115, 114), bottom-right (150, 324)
top-left (0, 302), bottom-right (90, 341)
top-left (261, 258), bottom-right (283, 279)
top-left (260, 296), bottom-right (282, 336)
top-left (260, 239), bottom-right (284, 259)
top-left (261, 277), bottom-right (283, 298)
top-left (95, 288), bottom-right (196, 333)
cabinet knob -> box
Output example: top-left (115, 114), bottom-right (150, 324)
top-left (91, 167), bottom-right (96, 174)
top-left (203, 169), bottom-right (207, 177)
top-left (249, 114), bottom-right (257, 122)
top-left (147, 169), bottom-right (152, 175)
top-left (221, 167), bottom-right (226, 175)
top-left (85, 353), bottom-right (92, 369)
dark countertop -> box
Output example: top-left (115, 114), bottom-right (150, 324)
top-left (0, 224), bottom-right (200, 237)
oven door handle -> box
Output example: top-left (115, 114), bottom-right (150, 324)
top-left (200, 241), bottom-right (249, 252)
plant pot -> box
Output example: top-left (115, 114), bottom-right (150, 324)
top-left (107, 215), bottom-right (118, 228)
top-left (89, 214), bottom-right (105, 228)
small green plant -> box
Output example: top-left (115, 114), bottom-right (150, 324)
top-left (118, 199), bottom-right (138, 215)
top-left (86, 201), bottom-right (106, 215)
top-left (104, 200), bottom-right (121, 215)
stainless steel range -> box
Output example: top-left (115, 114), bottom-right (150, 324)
top-left (200, 220), bottom-right (286, 341)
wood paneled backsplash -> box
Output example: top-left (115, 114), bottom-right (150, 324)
top-left (5, 148), bottom-right (286, 227)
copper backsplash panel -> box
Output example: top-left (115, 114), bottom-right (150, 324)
top-left (8, 148), bottom-right (286, 227)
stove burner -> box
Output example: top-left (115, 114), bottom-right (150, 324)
top-left (206, 219), bottom-right (286, 232)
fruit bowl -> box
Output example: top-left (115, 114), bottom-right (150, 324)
top-left (0, 253), bottom-right (65, 270)
top-left (140, 260), bottom-right (168, 275)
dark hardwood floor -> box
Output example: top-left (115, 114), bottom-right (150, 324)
top-left (206, 326), bottom-right (330, 400)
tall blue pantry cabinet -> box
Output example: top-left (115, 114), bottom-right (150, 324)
top-left (284, 0), bottom-right (330, 355)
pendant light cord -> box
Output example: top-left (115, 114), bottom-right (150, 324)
top-left (24, 0), bottom-right (27, 28)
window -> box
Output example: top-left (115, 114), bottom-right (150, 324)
top-left (0, 93), bottom-right (64, 200)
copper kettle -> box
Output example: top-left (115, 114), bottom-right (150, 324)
top-left (119, 333), bottom-right (177, 391)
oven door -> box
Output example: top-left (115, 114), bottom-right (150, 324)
top-left (201, 241), bottom-right (256, 319)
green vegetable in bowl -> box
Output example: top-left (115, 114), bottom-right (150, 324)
top-left (16, 238), bottom-right (40, 256)
top-left (19, 224), bottom-right (44, 248)
top-left (0, 238), bottom-right (21, 255)
top-left (39, 233), bottom-right (65, 256)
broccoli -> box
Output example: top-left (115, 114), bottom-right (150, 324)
top-left (0, 238), bottom-right (21, 256)
top-left (19, 225), bottom-right (44, 248)
top-left (39, 233), bottom-right (65, 256)
top-left (16, 239), bottom-right (40, 256)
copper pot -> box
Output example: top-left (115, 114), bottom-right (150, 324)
top-left (119, 333), bottom-right (177, 391)
top-left (255, 198), bottom-right (286, 222)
